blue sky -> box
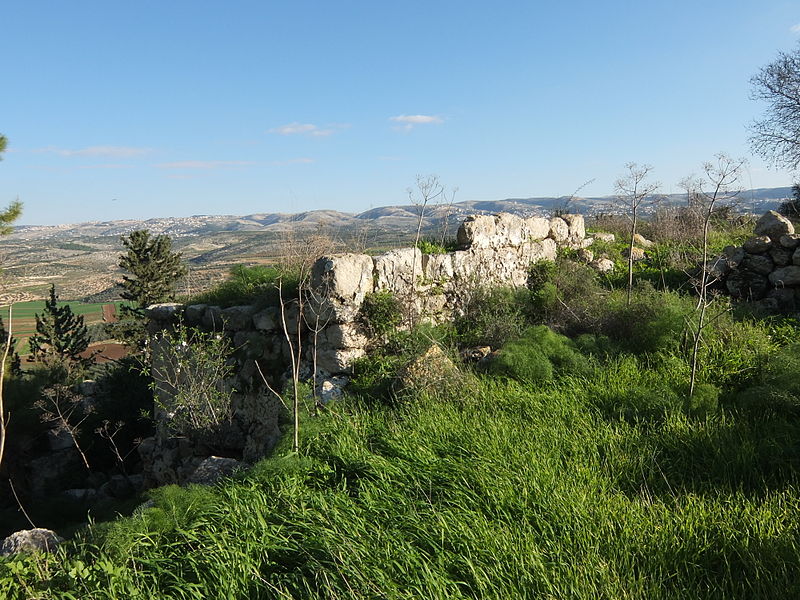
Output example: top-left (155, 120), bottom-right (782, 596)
top-left (2, 1), bottom-right (799, 225)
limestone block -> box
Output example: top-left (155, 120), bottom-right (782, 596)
top-left (549, 217), bottom-right (570, 243)
top-left (754, 210), bottom-right (794, 240)
top-left (562, 214), bottom-right (586, 241)
top-left (424, 253), bottom-right (455, 285)
top-left (622, 247), bottom-right (646, 261)
top-left (457, 215), bottom-right (497, 249)
top-left (793, 247), bottom-right (800, 266)
top-left (202, 306), bottom-right (223, 330)
top-left (374, 248), bottom-right (423, 295)
top-left (742, 236), bottom-right (771, 254)
top-left (769, 266), bottom-right (800, 287)
top-left (723, 246), bottom-right (745, 269)
top-left (525, 216), bottom-right (551, 240)
top-left (632, 233), bottom-right (654, 248)
top-left (146, 303), bottom-right (184, 322)
top-left (494, 213), bottom-right (526, 247)
top-left (323, 322), bottom-right (369, 348)
top-left (593, 232), bottom-right (615, 243)
top-left (316, 346), bottom-right (367, 373)
top-left (591, 258), bottom-right (615, 274)
top-left (309, 253), bottom-right (375, 323)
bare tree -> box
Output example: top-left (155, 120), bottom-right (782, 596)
top-left (750, 44), bottom-right (800, 170)
top-left (613, 163), bottom-right (660, 305)
top-left (687, 154), bottom-right (747, 397)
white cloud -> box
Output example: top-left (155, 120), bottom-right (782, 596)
top-left (390, 114), bottom-right (443, 124)
top-left (792, 23), bottom-right (800, 33)
top-left (76, 164), bottom-right (135, 169)
top-left (269, 122), bottom-right (349, 137)
top-left (156, 160), bottom-right (256, 170)
top-left (37, 145), bottom-right (152, 158)
top-left (389, 114), bottom-right (443, 131)
top-left (272, 157), bottom-right (315, 165)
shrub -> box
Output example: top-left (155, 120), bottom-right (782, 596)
top-left (149, 324), bottom-right (235, 440)
top-left (599, 285), bottom-right (692, 355)
top-left (360, 290), bottom-right (403, 339)
top-left (455, 286), bottom-right (534, 348)
top-left (488, 325), bottom-right (591, 385)
top-left (186, 264), bottom-right (300, 308)
top-left (733, 342), bottom-right (800, 416)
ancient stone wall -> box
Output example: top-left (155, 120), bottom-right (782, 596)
top-left (714, 210), bottom-right (800, 311)
top-left (142, 212), bottom-right (590, 483)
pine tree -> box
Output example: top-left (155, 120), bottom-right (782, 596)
top-left (119, 230), bottom-right (187, 308)
top-left (29, 285), bottom-right (94, 375)
top-left (112, 230), bottom-right (187, 350)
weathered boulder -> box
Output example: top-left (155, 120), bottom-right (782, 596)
top-left (220, 305), bottom-right (257, 331)
top-left (742, 236), bottom-right (772, 254)
top-left (252, 307), bottom-right (278, 331)
top-left (632, 233), bottom-right (654, 248)
top-left (740, 253), bottom-right (774, 276)
top-left (704, 256), bottom-right (730, 280)
top-left (318, 376), bottom-right (349, 404)
top-left (374, 248), bottom-right (423, 296)
top-left (769, 266), bottom-right (800, 287)
top-left (310, 253), bottom-right (375, 323)
top-left (457, 215), bottom-right (497, 248)
top-left (754, 210), bottom-right (794, 240)
top-left (577, 248), bottom-right (594, 263)
top-left (562, 214), bottom-right (586, 243)
top-left (794, 247), bottom-right (800, 266)
top-left (548, 217), bottom-right (570, 243)
top-left (723, 245), bottom-right (745, 268)
top-left (184, 304), bottom-right (207, 325)
top-left (146, 303), bottom-right (184, 321)
top-left (622, 246), bottom-right (646, 261)
top-left (770, 247), bottom-right (793, 267)
top-left (590, 258), bottom-right (615, 274)
top-left (780, 233), bottom-right (800, 249)
top-left (525, 216), bottom-right (551, 240)
top-left (592, 232), bottom-right (615, 243)
top-left (726, 271), bottom-right (769, 299)
top-left (393, 345), bottom-right (468, 399)
top-left (202, 305), bottom-right (223, 330)
top-left (1, 529), bottom-right (62, 556)
top-left (323, 322), bottom-right (369, 348)
top-left (188, 456), bottom-right (243, 485)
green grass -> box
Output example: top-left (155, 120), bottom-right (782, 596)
top-left (5, 339), bottom-right (800, 598)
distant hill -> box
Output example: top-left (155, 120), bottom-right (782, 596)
top-left (10, 186), bottom-right (794, 242)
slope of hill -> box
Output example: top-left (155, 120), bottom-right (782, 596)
top-left (0, 187), bottom-right (792, 303)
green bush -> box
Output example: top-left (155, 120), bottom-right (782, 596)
top-left (488, 325), bottom-right (591, 385)
top-left (599, 285), bottom-right (692, 355)
top-left (186, 264), bottom-right (300, 308)
top-left (360, 290), bottom-right (403, 338)
top-left (733, 342), bottom-right (800, 416)
top-left (455, 286), bottom-right (534, 348)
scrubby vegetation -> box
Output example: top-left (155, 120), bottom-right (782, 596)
top-left (184, 264), bottom-right (301, 308)
top-left (5, 207), bottom-right (800, 597)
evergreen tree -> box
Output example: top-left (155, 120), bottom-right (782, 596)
top-left (29, 285), bottom-right (94, 374)
top-left (119, 230), bottom-right (187, 309)
top-left (112, 230), bottom-right (187, 350)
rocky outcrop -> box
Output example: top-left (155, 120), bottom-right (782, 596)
top-left (1, 529), bottom-right (61, 556)
top-left (717, 211), bottom-right (799, 308)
